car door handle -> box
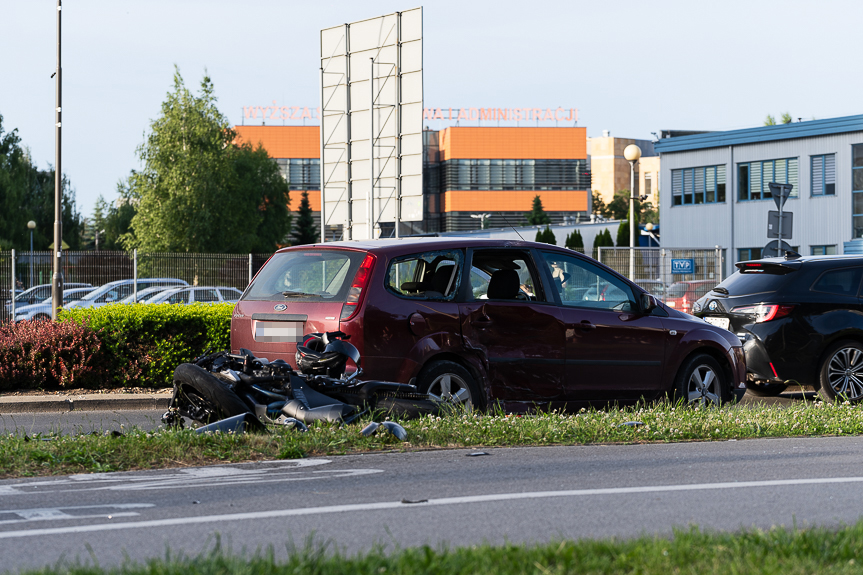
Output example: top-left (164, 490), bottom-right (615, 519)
top-left (577, 321), bottom-right (596, 331)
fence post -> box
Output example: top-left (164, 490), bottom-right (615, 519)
top-left (660, 249), bottom-right (666, 303)
top-left (133, 249), bottom-right (138, 302)
top-left (10, 249), bottom-right (15, 320)
top-left (248, 254), bottom-right (253, 286)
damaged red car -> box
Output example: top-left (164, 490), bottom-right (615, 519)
top-left (231, 238), bottom-right (745, 411)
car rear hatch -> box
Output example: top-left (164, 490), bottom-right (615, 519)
top-left (232, 248), bottom-right (372, 363)
top-left (694, 259), bottom-right (801, 335)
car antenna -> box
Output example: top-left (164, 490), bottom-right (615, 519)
top-left (498, 212), bottom-right (525, 241)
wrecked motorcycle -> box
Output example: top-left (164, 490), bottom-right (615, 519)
top-left (162, 331), bottom-right (440, 436)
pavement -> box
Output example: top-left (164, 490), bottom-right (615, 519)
top-left (0, 392), bottom-right (172, 414)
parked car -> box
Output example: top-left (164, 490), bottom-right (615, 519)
top-left (147, 286), bottom-right (243, 305)
top-left (694, 254), bottom-right (863, 402)
top-left (118, 286), bottom-right (176, 304)
top-left (665, 280), bottom-right (717, 314)
top-left (5, 282), bottom-right (93, 311)
top-left (231, 238), bottom-right (746, 411)
top-left (12, 287), bottom-right (97, 321)
top-left (634, 279), bottom-right (667, 297)
top-left (64, 278), bottom-right (188, 309)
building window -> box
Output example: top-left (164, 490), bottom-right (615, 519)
top-left (440, 159), bottom-right (589, 191)
top-left (811, 245), bottom-right (838, 255)
top-left (853, 145), bottom-right (863, 239)
top-left (671, 165), bottom-right (726, 206)
top-left (738, 248), bottom-right (762, 261)
top-left (811, 154), bottom-right (836, 196)
top-left (644, 174), bottom-right (652, 198)
top-left (737, 158), bottom-right (798, 201)
top-left (276, 158), bottom-right (320, 191)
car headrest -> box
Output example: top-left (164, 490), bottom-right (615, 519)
top-left (487, 269), bottom-right (520, 299)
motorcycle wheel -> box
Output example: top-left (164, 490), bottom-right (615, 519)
top-left (172, 363), bottom-right (250, 425)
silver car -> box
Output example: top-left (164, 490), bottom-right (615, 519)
top-left (13, 287), bottom-right (97, 321)
top-left (65, 278), bottom-right (188, 309)
top-left (147, 286), bottom-right (243, 305)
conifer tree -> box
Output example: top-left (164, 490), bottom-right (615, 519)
top-left (292, 190), bottom-right (318, 245)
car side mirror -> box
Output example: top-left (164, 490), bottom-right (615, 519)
top-left (640, 293), bottom-right (658, 313)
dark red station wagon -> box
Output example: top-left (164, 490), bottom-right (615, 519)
top-left (231, 238), bottom-right (746, 411)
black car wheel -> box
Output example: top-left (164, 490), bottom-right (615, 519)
top-left (171, 363), bottom-right (250, 425)
top-left (818, 341), bottom-right (863, 403)
top-left (417, 360), bottom-right (482, 410)
top-left (744, 381), bottom-right (788, 397)
top-left (675, 354), bottom-right (731, 407)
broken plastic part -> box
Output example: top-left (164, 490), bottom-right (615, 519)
top-left (618, 421), bottom-right (644, 427)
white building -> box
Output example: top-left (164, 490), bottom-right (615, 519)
top-left (655, 115), bottom-right (863, 274)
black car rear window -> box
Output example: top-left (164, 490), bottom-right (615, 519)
top-left (713, 271), bottom-right (793, 296)
top-left (811, 267), bottom-right (863, 296)
top-left (243, 249), bottom-right (366, 302)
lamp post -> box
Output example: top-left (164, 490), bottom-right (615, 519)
top-left (623, 144), bottom-right (642, 280)
top-left (27, 221), bottom-right (36, 288)
top-left (470, 213), bottom-right (490, 230)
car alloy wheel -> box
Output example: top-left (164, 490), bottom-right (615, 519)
top-left (426, 373), bottom-right (473, 407)
top-left (686, 364), bottom-right (721, 406)
top-left (675, 354), bottom-right (728, 407)
top-left (824, 344), bottom-right (863, 402)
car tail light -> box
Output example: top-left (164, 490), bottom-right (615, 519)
top-left (340, 253), bottom-right (376, 321)
top-left (730, 304), bottom-right (795, 323)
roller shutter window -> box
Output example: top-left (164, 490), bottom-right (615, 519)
top-left (717, 165), bottom-right (727, 201)
top-left (672, 169), bottom-right (683, 206)
top-left (738, 158), bottom-right (797, 201)
top-left (812, 154), bottom-right (836, 196)
top-left (694, 167), bottom-right (705, 204)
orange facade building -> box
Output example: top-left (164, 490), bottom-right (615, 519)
top-left (235, 125), bottom-right (589, 234)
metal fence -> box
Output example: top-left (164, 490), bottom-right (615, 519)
top-left (597, 247), bottom-right (726, 308)
top-left (1, 250), bottom-right (273, 322)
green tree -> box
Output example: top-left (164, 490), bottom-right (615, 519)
top-left (124, 68), bottom-right (291, 253)
top-left (89, 190), bottom-right (136, 250)
top-left (525, 194), bottom-right (551, 226)
top-left (565, 229), bottom-right (584, 251)
top-left (0, 114), bottom-right (83, 251)
top-left (764, 114), bottom-right (777, 126)
top-left (781, 112), bottom-right (793, 124)
top-left (592, 228), bottom-right (612, 251)
top-left (591, 191), bottom-right (609, 218)
top-left (616, 208), bottom-right (641, 247)
top-left (292, 190), bottom-right (318, 246)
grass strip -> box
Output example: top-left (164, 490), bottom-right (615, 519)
top-left (15, 522), bottom-right (863, 575)
top-left (3, 399), bottom-right (863, 477)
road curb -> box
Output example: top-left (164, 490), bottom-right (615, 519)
top-left (0, 394), bottom-right (172, 414)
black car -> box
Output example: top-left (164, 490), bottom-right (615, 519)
top-left (693, 254), bottom-right (863, 402)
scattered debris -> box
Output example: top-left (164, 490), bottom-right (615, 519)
top-left (618, 421), bottom-right (644, 428)
top-left (467, 451), bottom-right (489, 457)
top-left (400, 498), bottom-right (428, 504)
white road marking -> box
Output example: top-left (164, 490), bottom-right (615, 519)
top-left (1, 475), bottom-right (862, 539)
top-left (0, 504), bottom-right (153, 526)
top-left (0, 459), bottom-right (348, 495)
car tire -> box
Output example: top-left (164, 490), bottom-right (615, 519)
top-left (171, 363), bottom-right (250, 425)
top-left (744, 381), bottom-right (788, 397)
top-left (674, 353), bottom-right (731, 407)
top-left (818, 340), bottom-right (863, 403)
top-left (417, 360), bottom-right (482, 410)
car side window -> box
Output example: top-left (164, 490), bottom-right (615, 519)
top-left (540, 251), bottom-right (637, 311)
top-left (167, 291), bottom-right (189, 305)
top-left (467, 251), bottom-right (545, 302)
top-left (811, 267), bottom-right (863, 296)
top-left (386, 250), bottom-right (463, 301)
top-left (195, 288), bottom-right (220, 302)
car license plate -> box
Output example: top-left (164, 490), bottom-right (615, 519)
top-left (703, 317), bottom-right (730, 329)
top-left (254, 321), bottom-right (304, 342)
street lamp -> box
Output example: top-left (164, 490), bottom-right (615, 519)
top-left (623, 144), bottom-right (642, 280)
top-left (27, 221), bottom-right (36, 289)
top-left (470, 213), bottom-right (490, 230)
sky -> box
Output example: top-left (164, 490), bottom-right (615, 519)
top-left (2, 0), bottom-right (862, 220)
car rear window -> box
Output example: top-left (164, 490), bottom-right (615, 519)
top-left (713, 271), bottom-right (793, 296)
top-left (811, 267), bottom-right (863, 296)
top-left (243, 249), bottom-right (366, 302)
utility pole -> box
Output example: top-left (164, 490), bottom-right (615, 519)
top-left (51, 0), bottom-right (63, 319)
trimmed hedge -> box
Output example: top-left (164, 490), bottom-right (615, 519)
top-left (58, 303), bottom-right (232, 388)
top-left (0, 320), bottom-right (109, 390)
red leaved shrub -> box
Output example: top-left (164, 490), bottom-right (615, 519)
top-left (0, 320), bottom-right (110, 390)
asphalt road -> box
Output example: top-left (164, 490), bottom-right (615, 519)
top-left (3, 436), bottom-right (863, 571)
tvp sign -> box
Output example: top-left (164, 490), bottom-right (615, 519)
top-left (671, 259), bottom-right (695, 274)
